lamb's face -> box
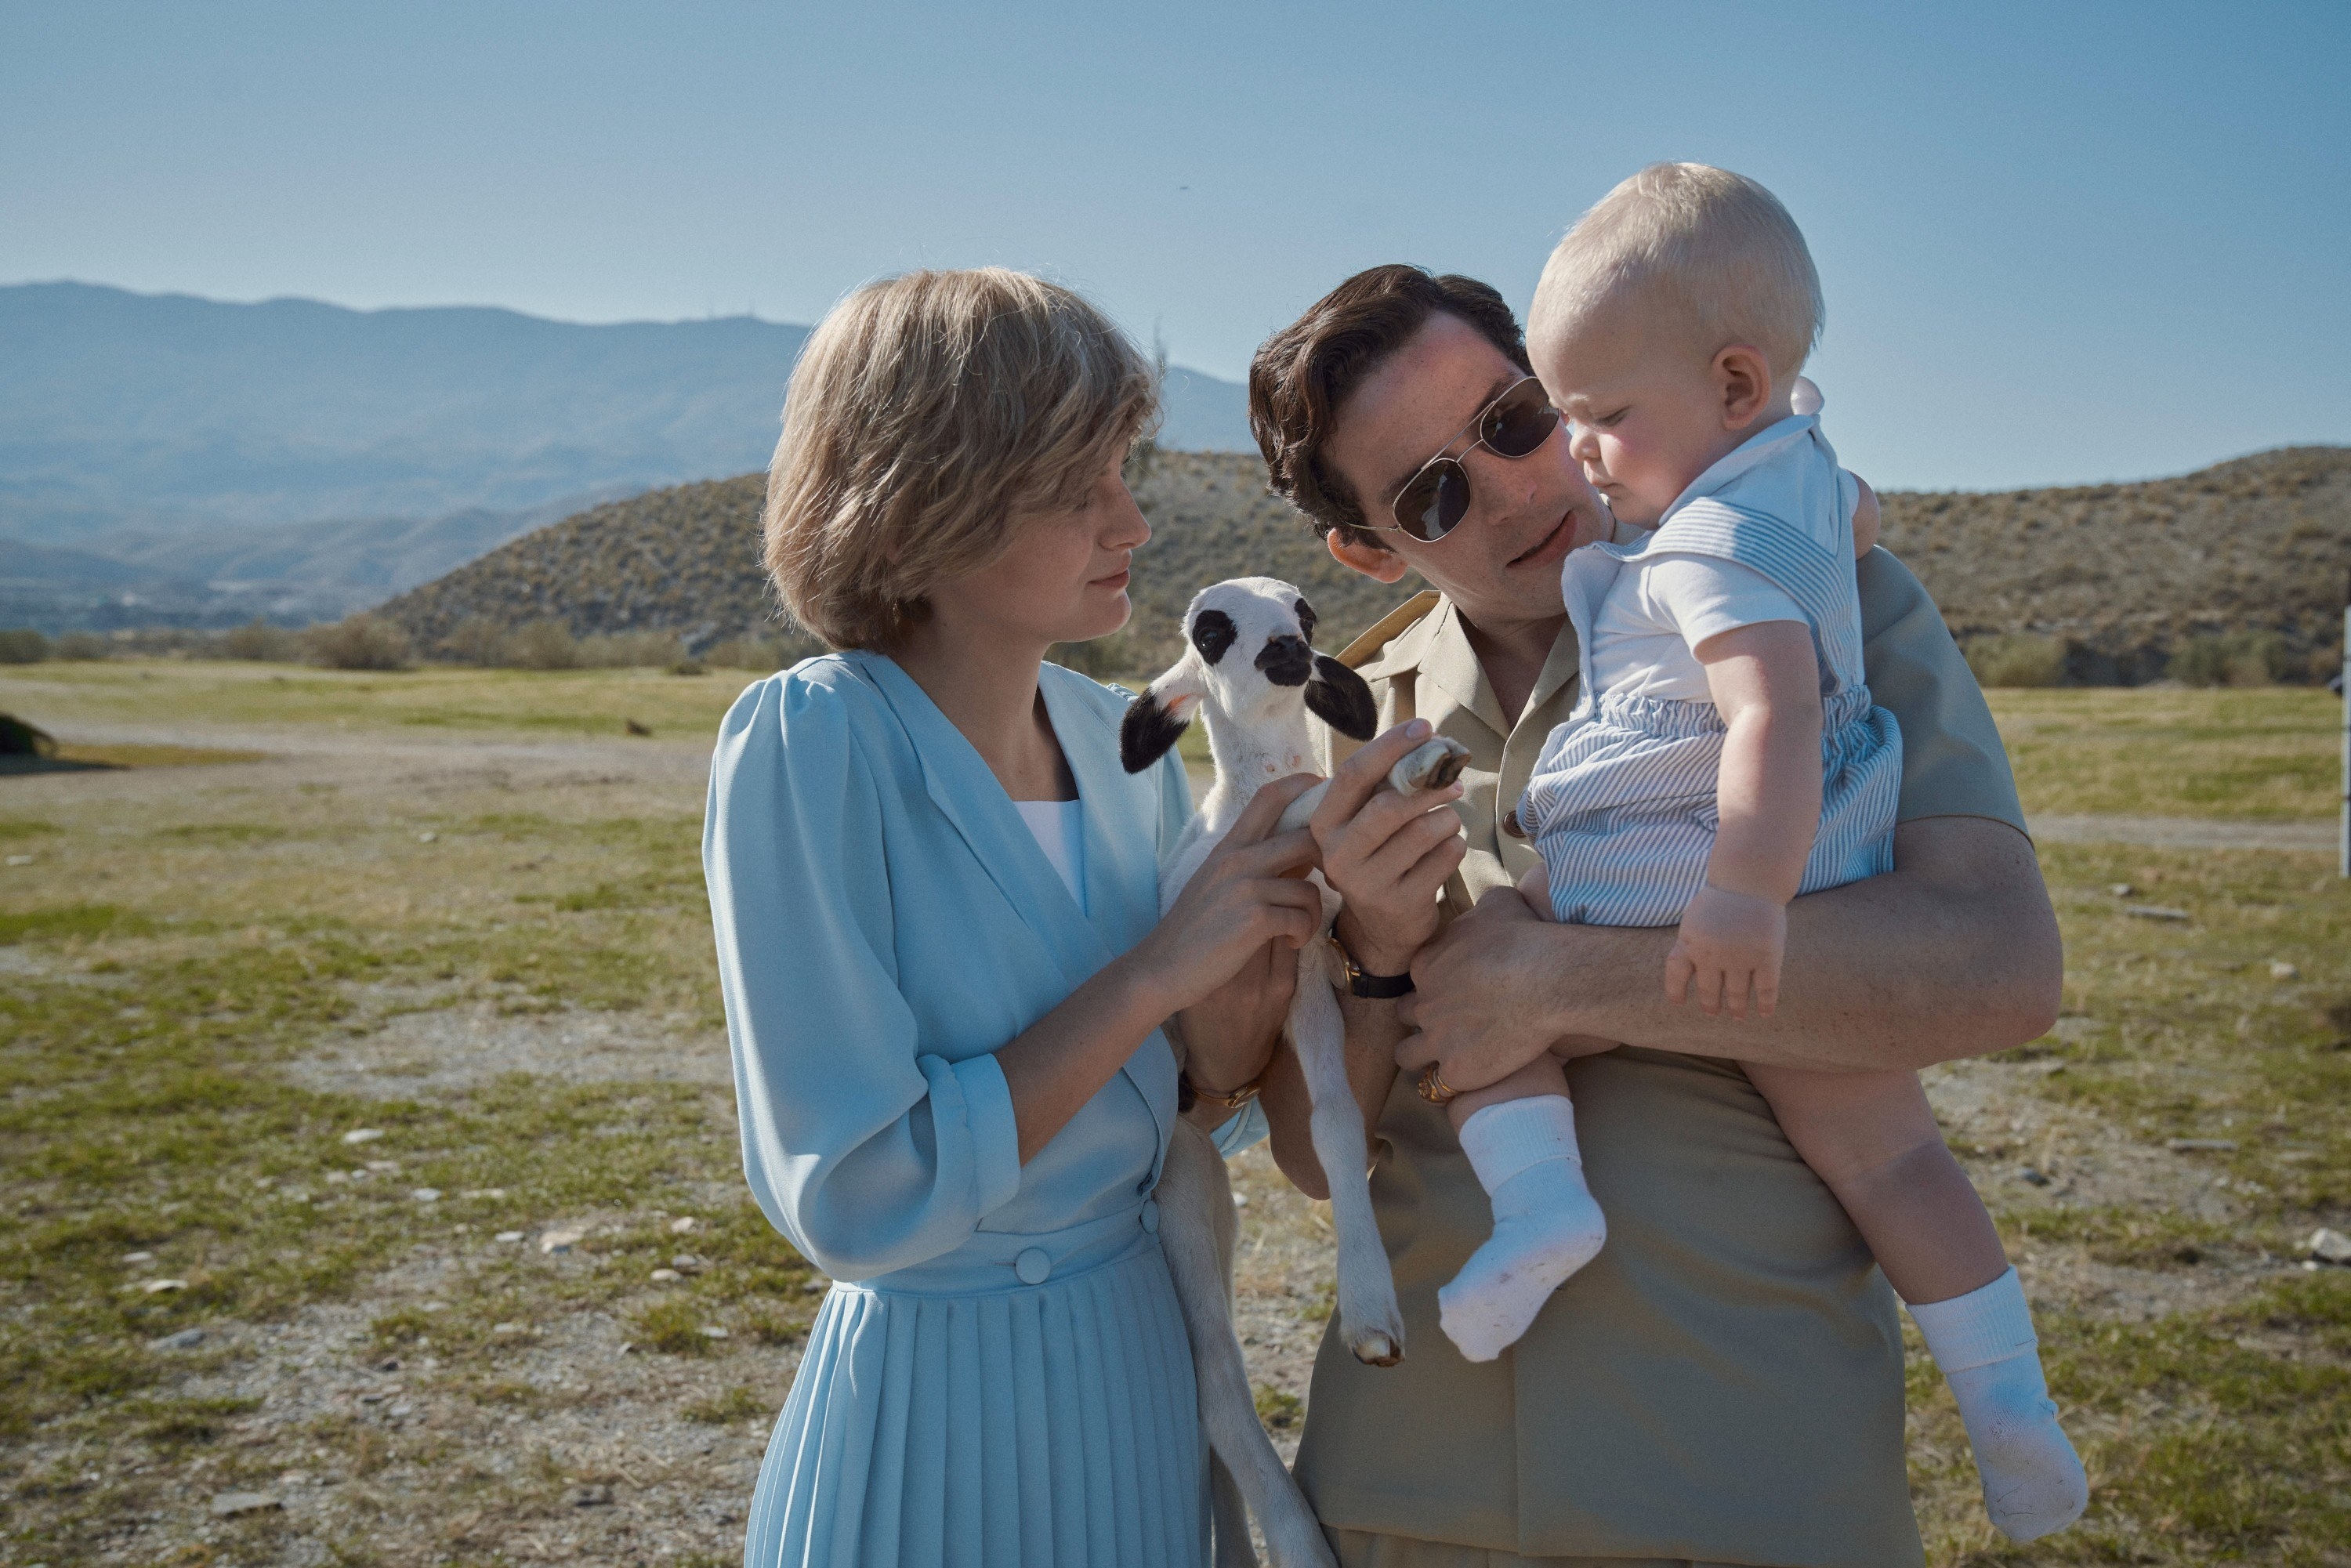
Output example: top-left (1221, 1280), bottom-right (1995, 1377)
top-left (1119, 576), bottom-right (1379, 773)
top-left (1183, 577), bottom-right (1323, 722)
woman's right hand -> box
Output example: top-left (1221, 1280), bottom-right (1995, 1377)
top-left (1133, 773), bottom-right (1323, 1014)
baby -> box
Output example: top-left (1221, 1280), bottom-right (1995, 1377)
top-left (1433, 164), bottom-right (2088, 1543)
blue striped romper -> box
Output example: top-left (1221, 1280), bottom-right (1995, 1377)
top-left (1520, 415), bottom-right (1903, 927)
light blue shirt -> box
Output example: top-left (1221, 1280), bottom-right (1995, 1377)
top-left (704, 650), bottom-right (1248, 1288)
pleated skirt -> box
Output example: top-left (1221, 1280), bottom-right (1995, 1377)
top-left (745, 1230), bottom-right (1207, 1568)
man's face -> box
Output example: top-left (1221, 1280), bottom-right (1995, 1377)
top-left (1321, 313), bottom-right (1612, 628)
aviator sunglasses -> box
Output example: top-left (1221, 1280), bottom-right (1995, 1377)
top-left (1370, 376), bottom-right (1562, 542)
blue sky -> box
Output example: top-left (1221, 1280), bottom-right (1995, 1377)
top-left (4, 0), bottom-right (2346, 490)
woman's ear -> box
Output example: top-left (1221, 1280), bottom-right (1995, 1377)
top-left (1305, 654), bottom-right (1379, 742)
top-left (1326, 528), bottom-right (1411, 585)
top-left (1120, 657), bottom-right (1206, 773)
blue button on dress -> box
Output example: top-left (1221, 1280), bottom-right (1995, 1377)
top-left (703, 651), bottom-right (1212, 1567)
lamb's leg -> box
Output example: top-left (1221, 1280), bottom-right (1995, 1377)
top-left (1273, 737), bottom-right (1471, 835)
top-left (1156, 1120), bottom-right (1336, 1568)
top-left (1208, 1454), bottom-right (1255, 1568)
top-left (1291, 942), bottom-right (1406, 1366)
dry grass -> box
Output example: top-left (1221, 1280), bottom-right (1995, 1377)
top-left (1, 663), bottom-right (2346, 1565)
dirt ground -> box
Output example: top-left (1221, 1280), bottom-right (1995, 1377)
top-left (4, 676), bottom-right (2347, 1566)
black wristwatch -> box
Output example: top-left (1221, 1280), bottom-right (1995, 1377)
top-left (1328, 932), bottom-right (1415, 999)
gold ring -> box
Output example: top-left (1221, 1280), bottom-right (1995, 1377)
top-left (1416, 1063), bottom-right (1458, 1106)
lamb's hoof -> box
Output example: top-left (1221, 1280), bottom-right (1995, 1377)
top-left (1391, 737), bottom-right (1471, 796)
top-left (1349, 1330), bottom-right (1403, 1367)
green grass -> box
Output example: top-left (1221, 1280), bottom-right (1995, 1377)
top-left (1987, 686), bottom-right (2341, 820)
top-left (0, 711), bottom-right (810, 1558)
top-left (1, 657), bottom-right (759, 741)
top-left (1902, 836), bottom-right (2351, 1563)
top-left (5, 666), bottom-right (2347, 1564)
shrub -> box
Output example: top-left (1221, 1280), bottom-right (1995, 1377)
top-left (302, 614), bottom-right (413, 672)
top-left (220, 619), bottom-right (300, 662)
top-left (2169, 631), bottom-right (2292, 687)
top-left (1051, 631), bottom-right (1145, 679)
top-left (704, 635), bottom-right (791, 672)
top-left (52, 631), bottom-right (110, 661)
top-left (578, 630), bottom-right (685, 668)
top-left (0, 628), bottom-right (49, 664)
top-left (499, 618), bottom-right (581, 671)
top-left (1964, 634), bottom-right (2069, 688)
top-left (439, 615), bottom-right (510, 666)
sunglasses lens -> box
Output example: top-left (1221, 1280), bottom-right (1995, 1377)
top-left (1483, 381), bottom-right (1560, 457)
top-left (1394, 462), bottom-right (1470, 541)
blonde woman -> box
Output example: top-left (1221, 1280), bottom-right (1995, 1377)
top-left (704, 269), bottom-right (1328, 1566)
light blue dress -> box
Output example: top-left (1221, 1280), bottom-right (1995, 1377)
top-left (1520, 415), bottom-right (1904, 925)
top-left (703, 650), bottom-right (1221, 1568)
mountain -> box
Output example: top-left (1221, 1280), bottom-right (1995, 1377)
top-left (381, 445), bottom-right (2349, 682)
top-left (0, 281), bottom-right (1258, 629)
top-left (0, 281), bottom-right (1256, 542)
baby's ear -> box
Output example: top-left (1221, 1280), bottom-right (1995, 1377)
top-left (1121, 657), bottom-right (1206, 773)
top-left (1305, 654), bottom-right (1378, 742)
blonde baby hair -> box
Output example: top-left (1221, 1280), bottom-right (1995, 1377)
top-left (1529, 162), bottom-right (1823, 376)
top-left (763, 267), bottom-right (1157, 651)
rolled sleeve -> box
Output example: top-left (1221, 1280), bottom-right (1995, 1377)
top-left (1211, 1100), bottom-right (1270, 1159)
top-left (929, 1050), bottom-right (1025, 1218)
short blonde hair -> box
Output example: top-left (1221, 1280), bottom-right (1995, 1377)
top-left (763, 268), bottom-right (1157, 650)
top-left (1529, 163), bottom-right (1822, 376)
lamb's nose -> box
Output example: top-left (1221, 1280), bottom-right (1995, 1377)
top-left (1256, 635), bottom-right (1313, 685)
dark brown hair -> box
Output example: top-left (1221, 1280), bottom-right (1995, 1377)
top-left (1248, 265), bottom-right (1531, 541)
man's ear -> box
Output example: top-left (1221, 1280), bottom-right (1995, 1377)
top-left (1120, 657), bottom-right (1206, 773)
top-left (1304, 654), bottom-right (1378, 742)
top-left (1326, 528), bottom-right (1411, 585)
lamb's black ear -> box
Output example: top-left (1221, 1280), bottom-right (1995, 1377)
top-left (1305, 654), bottom-right (1378, 742)
top-left (1120, 690), bottom-right (1194, 773)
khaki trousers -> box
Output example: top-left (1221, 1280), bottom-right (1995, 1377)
top-left (1329, 1530), bottom-right (1739, 1568)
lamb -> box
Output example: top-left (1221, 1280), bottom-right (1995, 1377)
top-left (1121, 577), bottom-right (1470, 1568)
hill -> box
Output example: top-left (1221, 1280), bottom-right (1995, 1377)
top-left (381, 444), bottom-right (2349, 681)
top-left (1878, 444), bottom-right (2350, 680)
top-left (379, 451), bottom-right (1430, 672)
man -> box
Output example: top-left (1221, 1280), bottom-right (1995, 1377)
top-left (1259, 266), bottom-right (2060, 1568)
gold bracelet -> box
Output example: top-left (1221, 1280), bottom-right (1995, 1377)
top-left (1182, 1069), bottom-right (1266, 1110)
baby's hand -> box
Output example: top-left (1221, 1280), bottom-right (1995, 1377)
top-left (1665, 885), bottom-right (1788, 1019)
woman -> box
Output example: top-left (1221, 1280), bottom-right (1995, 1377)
top-left (702, 269), bottom-right (1320, 1567)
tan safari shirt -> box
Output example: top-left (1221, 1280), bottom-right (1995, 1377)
top-left (1298, 549), bottom-right (2027, 1568)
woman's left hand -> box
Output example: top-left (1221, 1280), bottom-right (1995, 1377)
top-left (1175, 936), bottom-right (1297, 1112)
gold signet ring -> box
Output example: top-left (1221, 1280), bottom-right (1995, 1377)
top-left (1415, 1063), bottom-right (1458, 1106)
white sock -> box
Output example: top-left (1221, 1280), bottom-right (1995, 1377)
top-left (1436, 1096), bottom-right (1606, 1363)
top-left (1909, 1267), bottom-right (2088, 1542)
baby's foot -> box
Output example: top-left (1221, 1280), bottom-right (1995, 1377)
top-left (1437, 1158), bottom-right (1605, 1362)
top-left (1947, 1356), bottom-right (2089, 1541)
top-left (1910, 1268), bottom-right (2089, 1542)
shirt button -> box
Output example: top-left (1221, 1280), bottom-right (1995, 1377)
top-left (1139, 1200), bottom-right (1160, 1234)
top-left (1013, 1248), bottom-right (1052, 1285)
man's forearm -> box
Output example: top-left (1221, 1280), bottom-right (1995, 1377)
top-left (1546, 817), bottom-right (2061, 1072)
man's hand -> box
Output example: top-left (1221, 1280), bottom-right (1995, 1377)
top-left (1393, 883), bottom-right (1612, 1093)
top-left (1311, 719), bottom-right (1467, 975)
top-left (1665, 884), bottom-right (1788, 1019)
